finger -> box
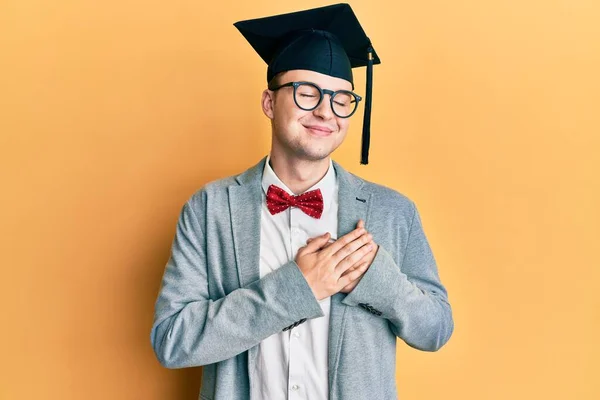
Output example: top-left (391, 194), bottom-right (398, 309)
top-left (338, 260), bottom-right (370, 288)
top-left (321, 240), bottom-right (333, 249)
top-left (357, 219), bottom-right (365, 229)
top-left (335, 242), bottom-right (373, 276)
top-left (307, 235), bottom-right (333, 245)
top-left (330, 232), bottom-right (372, 264)
top-left (310, 238), bottom-right (333, 251)
top-left (321, 227), bottom-right (366, 258)
top-left (300, 232), bottom-right (330, 254)
top-left (339, 262), bottom-right (360, 278)
top-left (341, 280), bottom-right (355, 293)
top-left (340, 245), bottom-right (374, 276)
top-left (340, 255), bottom-right (370, 277)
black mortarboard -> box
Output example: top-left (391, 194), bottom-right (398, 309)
top-left (234, 3), bottom-right (381, 164)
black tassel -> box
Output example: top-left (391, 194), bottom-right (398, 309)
top-left (361, 45), bottom-right (374, 165)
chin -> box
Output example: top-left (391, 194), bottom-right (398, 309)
top-left (299, 139), bottom-right (343, 161)
top-left (295, 146), bottom-right (335, 162)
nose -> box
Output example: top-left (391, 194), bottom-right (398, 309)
top-left (312, 94), bottom-right (335, 120)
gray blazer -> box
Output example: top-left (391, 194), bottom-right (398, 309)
top-left (151, 157), bottom-right (454, 400)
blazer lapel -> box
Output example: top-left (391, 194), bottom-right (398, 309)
top-left (328, 161), bottom-right (373, 392)
top-left (228, 157), bottom-right (266, 288)
top-left (229, 184), bottom-right (261, 287)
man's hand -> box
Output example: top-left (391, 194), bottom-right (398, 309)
top-left (295, 224), bottom-right (374, 301)
top-left (306, 220), bottom-right (378, 294)
top-left (339, 220), bottom-right (378, 293)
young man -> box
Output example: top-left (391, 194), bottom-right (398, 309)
top-left (151, 4), bottom-right (453, 400)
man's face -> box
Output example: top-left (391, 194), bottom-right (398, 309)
top-left (262, 69), bottom-right (353, 162)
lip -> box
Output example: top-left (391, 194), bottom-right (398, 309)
top-left (303, 124), bottom-right (334, 137)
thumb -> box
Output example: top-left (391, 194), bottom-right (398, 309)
top-left (304, 232), bottom-right (330, 252)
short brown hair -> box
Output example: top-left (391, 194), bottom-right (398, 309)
top-left (267, 71), bottom-right (286, 90)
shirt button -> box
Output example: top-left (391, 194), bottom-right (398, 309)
top-left (293, 331), bottom-right (300, 337)
top-left (291, 384), bottom-right (300, 391)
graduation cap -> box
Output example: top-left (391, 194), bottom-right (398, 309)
top-left (234, 3), bottom-right (381, 165)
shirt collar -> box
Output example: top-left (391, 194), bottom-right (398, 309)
top-left (261, 154), bottom-right (337, 211)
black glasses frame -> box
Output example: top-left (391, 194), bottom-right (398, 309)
top-left (268, 81), bottom-right (362, 118)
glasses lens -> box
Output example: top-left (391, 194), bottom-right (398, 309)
top-left (294, 83), bottom-right (321, 110)
top-left (332, 91), bottom-right (358, 118)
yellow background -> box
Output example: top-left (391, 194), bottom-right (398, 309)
top-left (1, 0), bottom-right (599, 399)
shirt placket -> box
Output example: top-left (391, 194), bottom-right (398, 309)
top-left (288, 206), bottom-right (307, 399)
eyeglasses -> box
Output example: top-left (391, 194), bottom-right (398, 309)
top-left (268, 81), bottom-right (362, 118)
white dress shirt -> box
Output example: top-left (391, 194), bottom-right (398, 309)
top-left (251, 154), bottom-right (339, 400)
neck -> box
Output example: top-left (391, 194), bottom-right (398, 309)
top-left (268, 150), bottom-right (330, 195)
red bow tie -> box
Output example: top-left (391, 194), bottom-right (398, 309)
top-left (266, 184), bottom-right (324, 219)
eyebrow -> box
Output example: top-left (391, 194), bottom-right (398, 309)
top-left (304, 81), bottom-right (353, 92)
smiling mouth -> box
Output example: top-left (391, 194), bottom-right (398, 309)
top-left (303, 125), bottom-right (334, 136)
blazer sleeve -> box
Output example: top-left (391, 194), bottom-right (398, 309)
top-left (150, 195), bottom-right (324, 369)
top-left (341, 201), bottom-right (454, 351)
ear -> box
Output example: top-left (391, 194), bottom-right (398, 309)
top-left (261, 89), bottom-right (275, 119)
